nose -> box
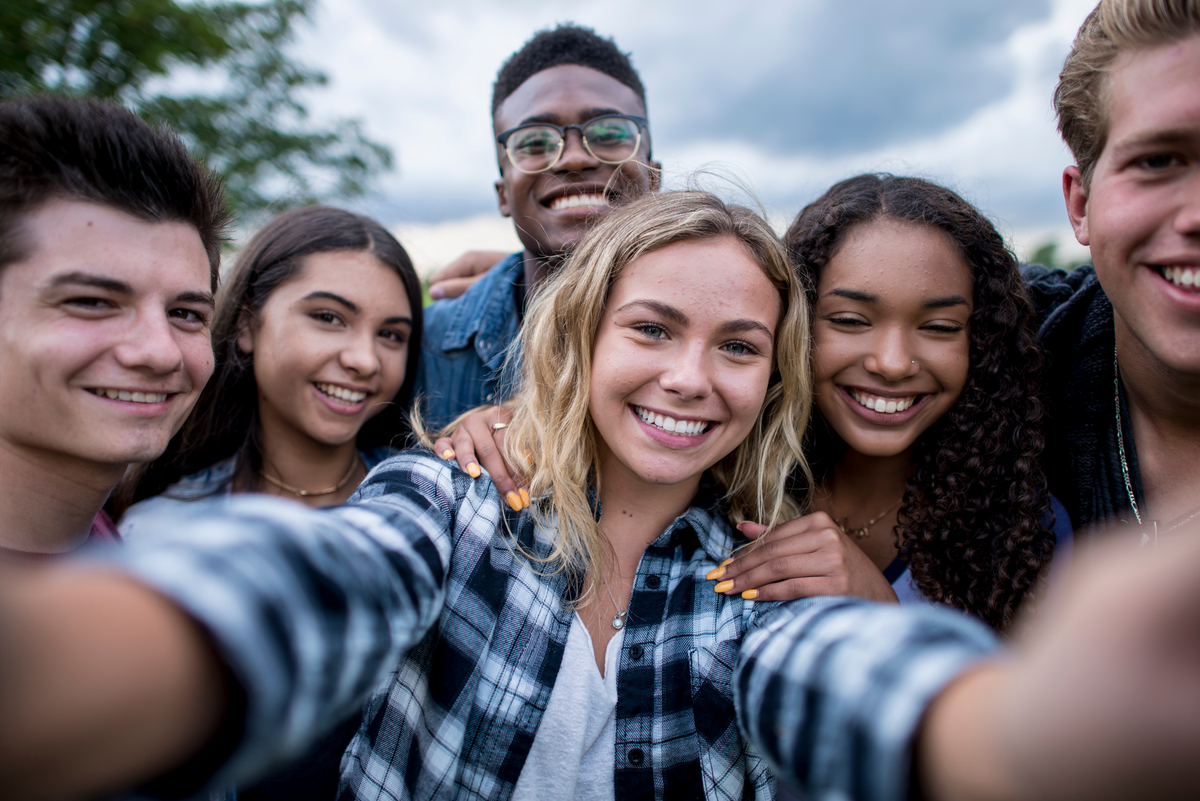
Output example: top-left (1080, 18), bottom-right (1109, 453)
top-left (555, 128), bottom-right (600, 173)
top-left (112, 311), bottom-right (185, 375)
top-left (658, 341), bottom-right (713, 400)
top-left (1175, 171), bottom-right (1200, 235)
top-left (339, 329), bottom-right (380, 378)
top-left (863, 326), bottom-right (920, 382)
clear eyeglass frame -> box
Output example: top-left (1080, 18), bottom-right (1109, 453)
top-left (496, 114), bottom-right (649, 175)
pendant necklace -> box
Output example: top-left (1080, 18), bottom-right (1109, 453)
top-left (259, 455), bottom-right (363, 498)
top-left (599, 571), bottom-right (629, 630)
top-left (827, 481), bottom-right (903, 540)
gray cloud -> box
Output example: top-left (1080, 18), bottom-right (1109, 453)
top-left (632, 0), bottom-right (1051, 155)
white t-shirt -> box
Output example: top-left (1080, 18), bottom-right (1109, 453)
top-left (511, 613), bottom-right (624, 800)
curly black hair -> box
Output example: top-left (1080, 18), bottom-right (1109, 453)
top-left (492, 24), bottom-right (646, 115)
top-left (786, 174), bottom-right (1055, 630)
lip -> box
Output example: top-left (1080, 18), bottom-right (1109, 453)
top-left (84, 387), bottom-right (179, 415)
top-left (538, 182), bottom-right (615, 215)
top-left (312, 382), bottom-right (372, 415)
top-left (838, 385), bottom-right (932, 425)
top-left (629, 404), bottom-right (717, 449)
top-left (1146, 263), bottom-right (1200, 313)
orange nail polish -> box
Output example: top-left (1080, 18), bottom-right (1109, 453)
top-left (706, 566), bottom-right (725, 581)
top-left (519, 488), bottom-right (530, 507)
top-left (467, 463), bottom-right (481, 479)
top-left (442, 449), bottom-right (455, 460)
top-left (714, 580), bottom-right (734, 593)
top-left (719, 558), bottom-right (734, 568)
top-left (741, 589), bottom-right (759, 600)
top-left (506, 491), bottom-right (522, 511)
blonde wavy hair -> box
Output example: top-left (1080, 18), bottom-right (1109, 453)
top-left (492, 190), bottom-right (812, 582)
top-left (1055, 0), bottom-right (1200, 187)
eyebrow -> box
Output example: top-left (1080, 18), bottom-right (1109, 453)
top-left (718, 319), bottom-right (774, 338)
top-left (303, 291), bottom-right (359, 314)
top-left (823, 287), bottom-right (970, 309)
top-left (1112, 127), bottom-right (1199, 152)
top-left (615, 299), bottom-right (689, 326)
top-left (518, 107), bottom-right (627, 127)
top-left (48, 272), bottom-right (214, 308)
top-left (384, 315), bottom-right (413, 327)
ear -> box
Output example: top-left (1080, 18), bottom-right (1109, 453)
top-left (495, 175), bottom-right (512, 218)
top-left (235, 311), bottom-right (256, 354)
top-left (648, 159), bottom-right (663, 193)
top-left (1063, 166), bottom-right (1090, 246)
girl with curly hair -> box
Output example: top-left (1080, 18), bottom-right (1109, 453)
top-left (711, 173), bottom-right (1069, 631)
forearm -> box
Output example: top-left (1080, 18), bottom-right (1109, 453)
top-left (735, 597), bottom-right (1000, 801)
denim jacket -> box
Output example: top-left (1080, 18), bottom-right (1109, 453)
top-left (415, 251), bottom-right (525, 431)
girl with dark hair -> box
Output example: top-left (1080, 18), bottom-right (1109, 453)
top-left (711, 173), bottom-right (1069, 631)
top-left (118, 205), bottom-right (423, 529)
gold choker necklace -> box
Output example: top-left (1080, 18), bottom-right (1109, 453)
top-left (259, 456), bottom-right (362, 498)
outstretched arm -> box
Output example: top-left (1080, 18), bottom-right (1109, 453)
top-left (737, 522), bottom-right (1200, 801)
top-left (0, 454), bottom-right (460, 800)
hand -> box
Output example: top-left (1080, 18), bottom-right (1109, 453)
top-left (427, 250), bottom-right (508, 300)
top-left (432, 406), bottom-right (527, 511)
top-left (920, 520), bottom-right (1200, 801)
top-left (707, 512), bottom-right (898, 603)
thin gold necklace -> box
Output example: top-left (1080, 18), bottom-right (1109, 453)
top-left (827, 483), bottom-right (903, 540)
top-left (259, 456), bottom-right (362, 498)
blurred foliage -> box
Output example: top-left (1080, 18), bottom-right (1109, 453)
top-left (1027, 241), bottom-right (1089, 273)
top-left (0, 0), bottom-right (392, 217)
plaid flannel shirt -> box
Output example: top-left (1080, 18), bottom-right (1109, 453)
top-left (107, 451), bottom-right (777, 801)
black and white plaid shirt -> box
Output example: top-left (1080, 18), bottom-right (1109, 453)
top-left (109, 452), bottom-right (777, 800)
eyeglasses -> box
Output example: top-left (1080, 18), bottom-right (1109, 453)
top-left (496, 114), bottom-right (649, 174)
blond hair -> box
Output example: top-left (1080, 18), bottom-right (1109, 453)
top-left (1056, 0), bottom-right (1200, 186)
top-left (495, 190), bottom-right (811, 585)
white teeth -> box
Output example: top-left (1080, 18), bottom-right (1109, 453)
top-left (315, 382), bottom-right (368, 404)
top-left (634, 405), bottom-right (708, 437)
top-left (1162, 266), bottom-right (1198, 289)
top-left (90, 388), bottom-right (168, 403)
top-left (850, 390), bottom-right (916, 415)
top-left (549, 193), bottom-right (608, 211)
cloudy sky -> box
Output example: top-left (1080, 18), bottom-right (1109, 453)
top-left (289, 0), bottom-right (1099, 272)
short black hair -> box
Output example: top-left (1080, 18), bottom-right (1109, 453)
top-left (492, 24), bottom-right (646, 115)
top-left (0, 95), bottom-right (229, 290)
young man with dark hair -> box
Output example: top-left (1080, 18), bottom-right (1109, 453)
top-left (0, 95), bottom-right (227, 558)
top-left (415, 24), bottom-right (660, 436)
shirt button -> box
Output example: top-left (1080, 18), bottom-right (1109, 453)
top-left (485, 392), bottom-right (494, 401)
top-left (627, 748), bottom-right (644, 766)
top-left (478, 339), bottom-right (489, 349)
top-left (645, 575), bottom-right (661, 589)
top-left (629, 644), bottom-right (643, 661)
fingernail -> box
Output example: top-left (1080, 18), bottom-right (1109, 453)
top-left (430, 285), bottom-right (445, 299)
top-left (714, 580), bottom-right (734, 594)
top-left (741, 589), bottom-right (759, 600)
top-left (506, 491), bottom-right (522, 511)
top-left (467, 463), bottom-right (481, 479)
top-left (523, 449), bottom-right (534, 466)
top-left (442, 449), bottom-right (455, 460)
top-left (719, 558), bottom-right (734, 568)
top-left (519, 489), bottom-right (530, 506)
top-left (706, 566), bottom-right (725, 581)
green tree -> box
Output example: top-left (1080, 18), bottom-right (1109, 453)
top-left (0, 0), bottom-right (392, 217)
top-left (1027, 241), bottom-right (1089, 273)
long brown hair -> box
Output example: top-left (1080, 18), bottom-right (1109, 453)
top-left (114, 205), bottom-right (422, 516)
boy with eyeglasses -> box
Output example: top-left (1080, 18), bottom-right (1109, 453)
top-left (415, 24), bottom-right (660, 434)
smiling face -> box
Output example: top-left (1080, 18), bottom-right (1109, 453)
top-left (0, 198), bottom-right (214, 472)
top-left (237, 250), bottom-right (412, 451)
top-left (812, 218), bottom-right (973, 459)
top-left (1064, 34), bottom-right (1200, 376)
top-left (494, 64), bottom-right (660, 259)
top-left (588, 236), bottom-right (780, 494)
